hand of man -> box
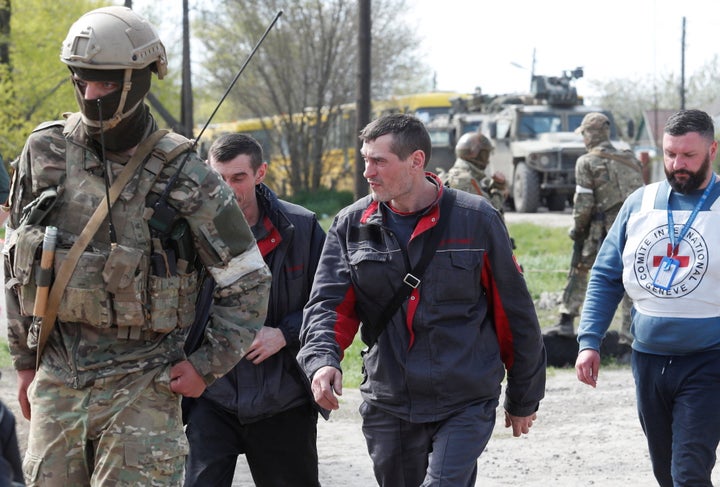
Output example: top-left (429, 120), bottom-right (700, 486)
top-left (491, 171), bottom-right (507, 186)
top-left (575, 348), bottom-right (601, 388)
top-left (170, 360), bottom-right (207, 398)
top-left (504, 410), bottom-right (537, 437)
top-left (311, 365), bottom-right (343, 410)
top-left (244, 326), bottom-right (287, 365)
top-left (17, 369), bottom-right (35, 420)
top-left (568, 227), bottom-right (586, 241)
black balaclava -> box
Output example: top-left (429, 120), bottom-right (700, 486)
top-left (71, 66), bottom-right (152, 152)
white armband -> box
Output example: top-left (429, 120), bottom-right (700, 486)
top-left (575, 185), bottom-right (594, 194)
top-left (209, 244), bottom-right (266, 287)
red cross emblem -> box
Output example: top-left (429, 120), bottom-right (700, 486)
top-left (652, 243), bottom-right (690, 267)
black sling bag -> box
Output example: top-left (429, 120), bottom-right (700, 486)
top-left (360, 190), bottom-right (456, 347)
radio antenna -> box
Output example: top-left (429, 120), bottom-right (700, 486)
top-left (149, 10), bottom-right (283, 232)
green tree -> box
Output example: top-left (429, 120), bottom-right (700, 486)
top-left (0, 0), bottom-right (104, 160)
top-left (587, 55), bottom-right (720, 139)
top-left (196, 0), bottom-right (431, 194)
top-left (0, 0), bottom-right (187, 161)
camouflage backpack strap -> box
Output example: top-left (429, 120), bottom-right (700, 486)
top-left (588, 148), bottom-right (643, 174)
top-left (156, 131), bottom-right (195, 163)
top-left (136, 131), bottom-right (195, 219)
top-left (35, 129), bottom-right (169, 369)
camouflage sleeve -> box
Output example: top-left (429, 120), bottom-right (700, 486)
top-left (573, 154), bottom-right (595, 235)
top-left (3, 252), bottom-right (34, 371)
top-left (160, 153), bottom-right (271, 384)
top-left (4, 126), bottom-right (67, 371)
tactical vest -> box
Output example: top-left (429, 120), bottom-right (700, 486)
top-left (8, 116), bottom-right (199, 339)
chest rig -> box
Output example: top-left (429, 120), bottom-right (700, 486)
top-left (11, 115), bottom-right (198, 343)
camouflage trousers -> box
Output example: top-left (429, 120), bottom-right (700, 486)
top-left (24, 365), bottom-right (188, 486)
top-left (560, 262), bottom-right (632, 336)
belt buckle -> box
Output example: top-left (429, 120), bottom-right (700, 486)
top-left (403, 273), bottom-right (420, 288)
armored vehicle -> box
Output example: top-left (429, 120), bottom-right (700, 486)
top-left (427, 68), bottom-right (627, 212)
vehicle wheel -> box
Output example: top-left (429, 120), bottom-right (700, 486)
top-left (513, 162), bottom-right (540, 213)
top-left (546, 193), bottom-right (566, 212)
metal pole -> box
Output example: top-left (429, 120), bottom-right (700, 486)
top-left (354, 0), bottom-right (371, 200)
top-left (181, 0), bottom-right (193, 138)
top-left (680, 17), bottom-right (686, 110)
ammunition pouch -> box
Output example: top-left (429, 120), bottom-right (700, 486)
top-left (7, 225), bottom-right (198, 334)
top-left (4, 224), bottom-right (45, 318)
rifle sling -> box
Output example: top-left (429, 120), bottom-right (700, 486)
top-left (364, 190), bottom-right (456, 347)
top-left (35, 129), bottom-right (169, 369)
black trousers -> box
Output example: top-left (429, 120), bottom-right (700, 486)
top-left (0, 400), bottom-right (23, 486)
top-left (184, 398), bottom-right (320, 487)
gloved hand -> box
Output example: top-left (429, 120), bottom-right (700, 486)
top-left (568, 227), bottom-right (586, 241)
top-left (491, 171), bottom-right (507, 186)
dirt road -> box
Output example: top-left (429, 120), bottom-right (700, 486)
top-left (4, 365), bottom-right (711, 486)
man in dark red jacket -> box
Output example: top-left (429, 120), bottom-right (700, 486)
top-left (298, 114), bottom-right (546, 486)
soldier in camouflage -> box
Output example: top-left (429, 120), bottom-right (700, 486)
top-left (546, 112), bottom-right (644, 343)
top-left (439, 131), bottom-right (508, 216)
top-left (2, 7), bottom-right (271, 486)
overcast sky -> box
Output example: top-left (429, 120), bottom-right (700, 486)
top-left (407, 0), bottom-right (719, 99)
top-left (127, 0), bottom-right (718, 104)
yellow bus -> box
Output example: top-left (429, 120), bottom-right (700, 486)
top-left (197, 91), bottom-right (464, 194)
top-left (374, 91), bottom-right (463, 123)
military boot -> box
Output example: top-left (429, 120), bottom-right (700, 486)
top-left (545, 313), bottom-right (575, 337)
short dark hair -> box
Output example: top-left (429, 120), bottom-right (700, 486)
top-left (208, 133), bottom-right (264, 171)
top-left (664, 109), bottom-right (715, 143)
top-left (359, 113), bottom-right (432, 166)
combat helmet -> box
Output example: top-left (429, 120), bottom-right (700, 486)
top-left (61, 6), bottom-right (167, 150)
top-left (455, 132), bottom-right (494, 169)
top-left (61, 6), bottom-right (167, 78)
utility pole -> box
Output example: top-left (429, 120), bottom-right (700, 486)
top-left (126, 1), bottom-right (192, 135)
top-left (355, 0), bottom-right (371, 199)
top-left (0, 0), bottom-right (10, 65)
top-left (180, 0), bottom-right (193, 138)
top-left (680, 17), bottom-right (686, 110)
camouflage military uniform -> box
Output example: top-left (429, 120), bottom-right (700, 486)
top-left (553, 136), bottom-right (644, 341)
top-left (441, 158), bottom-right (507, 215)
top-left (3, 112), bottom-right (271, 485)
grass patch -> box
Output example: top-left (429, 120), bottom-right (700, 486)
top-left (287, 189), bottom-right (354, 220)
top-left (340, 339), bottom-right (365, 388)
top-left (0, 342), bottom-right (11, 369)
top-left (509, 222), bottom-right (571, 302)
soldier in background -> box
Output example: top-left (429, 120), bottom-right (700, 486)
top-left (439, 131), bottom-right (508, 216)
top-left (546, 112), bottom-right (644, 343)
top-left (4, 7), bottom-right (270, 485)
